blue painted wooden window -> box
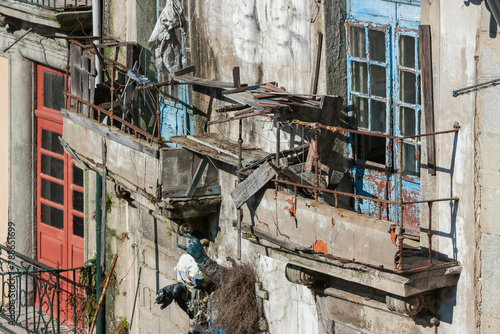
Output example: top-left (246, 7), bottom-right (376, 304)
top-left (346, 0), bottom-right (421, 235)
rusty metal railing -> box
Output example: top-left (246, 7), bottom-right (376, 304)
top-left (278, 120), bottom-right (461, 272)
top-left (64, 39), bottom-right (170, 144)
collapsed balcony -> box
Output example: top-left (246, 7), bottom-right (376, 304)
top-left (61, 39), bottom-right (221, 228)
top-left (61, 37), bottom-right (462, 316)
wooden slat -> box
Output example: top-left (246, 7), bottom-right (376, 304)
top-left (419, 25), bottom-right (436, 175)
top-left (231, 162), bottom-right (276, 208)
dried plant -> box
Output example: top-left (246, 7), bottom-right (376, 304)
top-left (211, 259), bottom-right (260, 334)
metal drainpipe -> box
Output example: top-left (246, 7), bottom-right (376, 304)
top-left (92, 0), bottom-right (102, 85)
top-left (95, 173), bottom-right (104, 334)
top-left (486, 0), bottom-right (500, 29)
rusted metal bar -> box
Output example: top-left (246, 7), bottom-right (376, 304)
top-left (110, 66), bottom-right (115, 127)
top-left (377, 202), bottom-right (382, 220)
top-left (294, 185), bottom-right (298, 216)
top-left (276, 121), bottom-right (281, 167)
top-left (89, 254), bottom-right (118, 334)
top-left (136, 81), bottom-right (189, 90)
top-left (314, 126), bottom-right (320, 202)
top-left (156, 90), bottom-right (161, 142)
top-left (274, 179), bottom-right (397, 205)
top-left (3, 28), bottom-right (33, 53)
top-left (334, 193), bottom-right (338, 208)
top-left (237, 118), bottom-right (243, 260)
top-left (292, 120), bottom-right (460, 140)
top-left (403, 197), bottom-right (459, 205)
top-left (428, 202), bottom-right (433, 265)
top-left (71, 39), bottom-right (131, 71)
top-left (65, 92), bottom-right (161, 142)
top-left (396, 261), bottom-right (460, 274)
top-left (397, 138), bottom-right (404, 271)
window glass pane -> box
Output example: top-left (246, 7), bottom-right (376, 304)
top-left (371, 100), bottom-right (386, 133)
top-left (370, 65), bottom-right (386, 98)
top-left (402, 143), bottom-right (418, 174)
top-left (73, 190), bottom-right (84, 213)
top-left (73, 165), bottom-right (84, 187)
top-left (41, 129), bottom-right (64, 155)
top-left (41, 203), bottom-right (64, 230)
top-left (352, 96), bottom-right (369, 129)
top-left (351, 61), bottom-right (368, 94)
top-left (355, 134), bottom-right (386, 165)
top-left (399, 35), bottom-right (415, 68)
top-left (350, 26), bottom-right (366, 58)
top-left (41, 179), bottom-right (64, 205)
top-left (73, 216), bottom-right (84, 238)
top-left (43, 71), bottom-right (65, 111)
top-left (399, 70), bottom-right (416, 104)
top-left (41, 154), bottom-right (64, 180)
top-left (399, 107), bottom-right (417, 137)
top-left (369, 30), bottom-right (386, 62)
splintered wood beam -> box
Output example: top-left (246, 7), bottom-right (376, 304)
top-left (231, 162), bottom-right (276, 209)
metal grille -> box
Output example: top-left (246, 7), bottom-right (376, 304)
top-left (12, 0), bottom-right (91, 10)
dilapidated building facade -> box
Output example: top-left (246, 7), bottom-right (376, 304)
top-left (1, 0), bottom-right (500, 333)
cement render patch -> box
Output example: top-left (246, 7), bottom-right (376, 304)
top-left (481, 233), bottom-right (500, 316)
top-left (481, 314), bottom-right (500, 334)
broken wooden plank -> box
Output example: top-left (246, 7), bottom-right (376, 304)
top-left (419, 25), bottom-right (436, 175)
top-left (174, 65), bottom-right (196, 76)
top-left (231, 162), bottom-right (276, 208)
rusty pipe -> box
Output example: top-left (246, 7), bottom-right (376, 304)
top-left (314, 126), bottom-right (320, 202)
top-left (428, 202), bottom-right (433, 265)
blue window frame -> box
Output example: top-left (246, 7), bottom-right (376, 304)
top-left (346, 0), bottom-right (421, 235)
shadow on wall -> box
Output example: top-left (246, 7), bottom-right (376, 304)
top-left (465, 0), bottom-right (499, 38)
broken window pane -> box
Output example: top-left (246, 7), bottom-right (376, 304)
top-left (402, 142), bottom-right (418, 174)
top-left (369, 30), bottom-right (386, 62)
top-left (351, 61), bottom-right (368, 94)
top-left (43, 71), bottom-right (65, 111)
top-left (370, 65), bottom-right (386, 98)
top-left (399, 106), bottom-right (417, 137)
top-left (399, 35), bottom-right (415, 68)
top-left (352, 96), bottom-right (369, 129)
top-left (399, 70), bottom-right (416, 104)
top-left (350, 26), bottom-right (366, 58)
top-left (371, 100), bottom-right (386, 133)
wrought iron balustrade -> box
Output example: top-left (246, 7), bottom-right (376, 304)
top-left (0, 244), bottom-right (95, 334)
top-left (9, 0), bottom-right (91, 10)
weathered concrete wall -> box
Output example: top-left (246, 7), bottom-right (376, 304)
top-left (8, 53), bottom-right (34, 258)
top-left (476, 4), bottom-right (500, 332)
top-left (85, 171), bottom-right (191, 333)
top-left (421, 1), bottom-right (482, 333)
top-left (0, 56), bottom-right (8, 244)
top-left (251, 189), bottom-right (397, 269)
top-left (63, 117), bottom-right (160, 198)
